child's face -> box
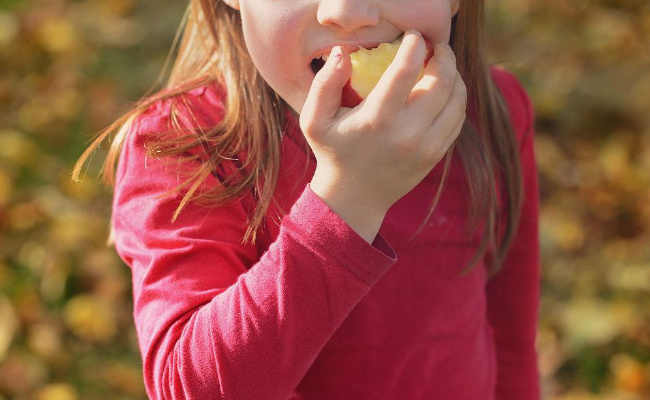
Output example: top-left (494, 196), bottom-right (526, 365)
top-left (223, 0), bottom-right (460, 113)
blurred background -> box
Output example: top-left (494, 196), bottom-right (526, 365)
top-left (0, 0), bottom-right (648, 399)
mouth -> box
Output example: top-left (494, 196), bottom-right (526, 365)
top-left (309, 39), bottom-right (397, 75)
top-left (310, 57), bottom-right (327, 75)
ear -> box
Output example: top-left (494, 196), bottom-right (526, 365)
top-left (222, 0), bottom-right (240, 10)
top-left (451, 0), bottom-right (460, 16)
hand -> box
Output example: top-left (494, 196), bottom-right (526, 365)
top-left (299, 30), bottom-right (467, 242)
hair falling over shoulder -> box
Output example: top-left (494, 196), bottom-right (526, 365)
top-left (73, 0), bottom-right (523, 277)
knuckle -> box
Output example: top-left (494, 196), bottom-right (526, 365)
top-left (311, 77), bottom-right (333, 95)
top-left (459, 72), bottom-right (467, 88)
top-left (423, 148), bottom-right (440, 165)
top-left (359, 108), bottom-right (388, 130)
top-left (433, 44), bottom-right (456, 68)
top-left (312, 67), bottom-right (340, 90)
top-left (436, 68), bottom-right (457, 92)
top-left (457, 73), bottom-right (468, 95)
top-left (447, 48), bottom-right (457, 65)
top-left (455, 120), bottom-right (467, 139)
top-left (299, 117), bottom-right (314, 135)
top-left (299, 112), bottom-right (319, 135)
top-left (395, 134), bottom-right (420, 156)
top-left (427, 149), bottom-right (445, 166)
top-left (456, 81), bottom-right (468, 106)
top-left (459, 114), bottom-right (468, 128)
top-left (426, 137), bottom-right (449, 161)
top-left (439, 43), bottom-right (457, 64)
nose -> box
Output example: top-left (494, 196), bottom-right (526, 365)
top-left (317, 0), bottom-right (379, 32)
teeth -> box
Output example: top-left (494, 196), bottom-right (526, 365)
top-left (322, 54), bottom-right (329, 61)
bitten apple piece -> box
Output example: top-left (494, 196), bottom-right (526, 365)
top-left (341, 37), bottom-right (434, 108)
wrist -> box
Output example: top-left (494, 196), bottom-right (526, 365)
top-left (310, 173), bottom-right (388, 243)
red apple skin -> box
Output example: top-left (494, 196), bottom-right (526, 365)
top-left (341, 81), bottom-right (364, 108)
top-left (341, 42), bottom-right (435, 108)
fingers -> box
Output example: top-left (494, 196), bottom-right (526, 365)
top-left (421, 70), bottom-right (467, 158)
top-left (408, 43), bottom-right (460, 118)
top-left (300, 46), bottom-right (351, 133)
top-left (440, 112), bottom-right (466, 155)
top-left (366, 30), bottom-right (427, 112)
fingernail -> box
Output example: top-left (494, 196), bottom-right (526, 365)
top-left (406, 29), bottom-right (422, 38)
top-left (331, 46), bottom-right (343, 65)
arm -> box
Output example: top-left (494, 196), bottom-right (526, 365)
top-left (485, 70), bottom-right (541, 400)
top-left (113, 106), bottom-right (396, 400)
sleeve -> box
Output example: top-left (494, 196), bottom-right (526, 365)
top-left (485, 69), bottom-right (541, 400)
top-left (111, 96), bottom-right (397, 400)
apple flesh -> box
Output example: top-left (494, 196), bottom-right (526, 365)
top-left (341, 37), bottom-right (434, 108)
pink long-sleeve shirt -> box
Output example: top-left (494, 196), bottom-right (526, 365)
top-left (112, 67), bottom-right (540, 400)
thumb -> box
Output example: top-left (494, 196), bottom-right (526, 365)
top-left (300, 46), bottom-right (351, 130)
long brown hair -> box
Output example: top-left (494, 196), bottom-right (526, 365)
top-left (73, 0), bottom-right (523, 277)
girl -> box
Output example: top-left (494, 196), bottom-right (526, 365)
top-left (75, 0), bottom-right (540, 399)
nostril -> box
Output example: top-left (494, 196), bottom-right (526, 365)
top-left (310, 58), bottom-right (326, 74)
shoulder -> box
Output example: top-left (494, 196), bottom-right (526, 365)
top-left (115, 81), bottom-right (229, 191)
top-left (132, 81), bottom-right (227, 138)
top-left (489, 66), bottom-right (535, 145)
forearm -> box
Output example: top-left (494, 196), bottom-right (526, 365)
top-left (137, 188), bottom-right (396, 400)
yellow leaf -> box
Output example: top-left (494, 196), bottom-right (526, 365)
top-left (610, 353), bottom-right (647, 394)
top-left (9, 202), bottom-right (42, 231)
top-left (0, 168), bottom-right (13, 206)
top-left (18, 99), bottom-right (56, 132)
top-left (102, 361), bottom-right (146, 395)
top-left (63, 295), bottom-right (117, 342)
top-left (600, 137), bottom-right (631, 180)
top-left (0, 295), bottom-right (18, 362)
top-left (0, 11), bottom-right (19, 49)
top-left (52, 89), bottom-right (82, 120)
top-left (0, 130), bottom-right (39, 167)
top-left (48, 211), bottom-right (103, 250)
top-left (27, 323), bottom-right (62, 360)
top-left (38, 18), bottom-right (79, 54)
top-left (35, 383), bottom-right (78, 400)
top-left (562, 298), bottom-right (628, 346)
top-left (540, 208), bottom-right (586, 252)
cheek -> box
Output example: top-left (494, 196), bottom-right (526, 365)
top-left (242, 13), bottom-right (283, 65)
top-left (240, 10), bottom-right (308, 110)
top-left (241, 10), bottom-right (301, 80)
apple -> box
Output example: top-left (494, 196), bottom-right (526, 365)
top-left (339, 37), bottom-right (434, 108)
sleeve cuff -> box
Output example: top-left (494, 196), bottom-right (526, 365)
top-left (285, 185), bottom-right (397, 285)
